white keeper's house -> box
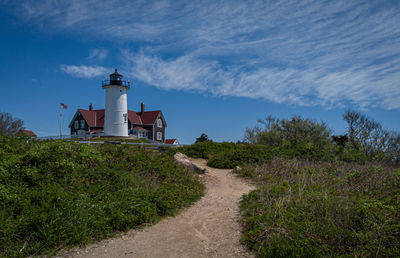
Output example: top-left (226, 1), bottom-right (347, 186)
top-left (68, 69), bottom-right (167, 142)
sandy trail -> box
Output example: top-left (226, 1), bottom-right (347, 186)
top-left (58, 159), bottom-right (255, 258)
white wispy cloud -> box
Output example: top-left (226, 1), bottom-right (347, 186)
top-left (60, 65), bottom-right (109, 78)
top-left (5, 0), bottom-right (400, 109)
top-left (124, 50), bottom-right (400, 109)
top-left (87, 48), bottom-right (108, 62)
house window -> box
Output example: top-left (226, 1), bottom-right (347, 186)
top-left (157, 132), bottom-right (162, 141)
top-left (157, 118), bottom-right (162, 128)
top-left (139, 131), bottom-right (147, 138)
top-left (80, 120), bottom-right (85, 129)
top-left (74, 120), bottom-right (79, 129)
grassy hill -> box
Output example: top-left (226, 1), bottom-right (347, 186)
top-left (0, 135), bottom-right (203, 257)
top-left (179, 140), bottom-right (400, 257)
top-left (236, 158), bottom-right (400, 257)
top-left (1, 109), bottom-right (399, 257)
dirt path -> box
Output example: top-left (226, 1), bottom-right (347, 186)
top-left (58, 159), bottom-right (255, 258)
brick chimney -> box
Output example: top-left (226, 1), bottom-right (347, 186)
top-left (141, 102), bottom-right (145, 114)
top-left (89, 103), bottom-right (93, 111)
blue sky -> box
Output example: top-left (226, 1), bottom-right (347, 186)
top-left (0, 0), bottom-right (399, 143)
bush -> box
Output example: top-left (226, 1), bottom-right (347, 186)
top-left (244, 115), bottom-right (333, 150)
top-left (178, 141), bottom-right (238, 159)
top-left (0, 135), bottom-right (204, 257)
top-left (180, 141), bottom-right (341, 169)
top-left (195, 133), bottom-right (212, 143)
top-left (207, 145), bottom-right (272, 169)
top-left (236, 158), bottom-right (400, 257)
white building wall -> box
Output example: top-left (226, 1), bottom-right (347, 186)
top-left (104, 86), bottom-right (128, 136)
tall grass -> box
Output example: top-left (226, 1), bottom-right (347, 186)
top-left (235, 157), bottom-right (400, 257)
top-left (0, 136), bottom-right (204, 257)
top-left (179, 141), bottom-right (369, 169)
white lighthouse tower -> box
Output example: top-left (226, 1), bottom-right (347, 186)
top-left (102, 69), bottom-right (130, 137)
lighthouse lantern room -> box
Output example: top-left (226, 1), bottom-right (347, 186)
top-left (102, 69), bottom-right (131, 137)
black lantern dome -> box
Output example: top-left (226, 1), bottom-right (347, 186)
top-left (110, 69), bottom-right (123, 85)
top-left (102, 68), bottom-right (130, 89)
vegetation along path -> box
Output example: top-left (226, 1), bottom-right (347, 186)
top-left (60, 159), bottom-right (255, 258)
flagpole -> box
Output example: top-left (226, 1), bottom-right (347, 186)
top-left (59, 104), bottom-right (62, 138)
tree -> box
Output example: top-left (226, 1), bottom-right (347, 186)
top-left (244, 115), bottom-right (332, 149)
top-left (0, 112), bottom-right (24, 136)
top-left (195, 133), bottom-right (211, 143)
top-left (342, 110), bottom-right (400, 164)
top-left (343, 110), bottom-right (387, 156)
top-left (342, 110), bottom-right (361, 150)
top-left (387, 131), bottom-right (400, 165)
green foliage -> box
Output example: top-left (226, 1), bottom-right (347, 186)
top-left (195, 133), bottom-right (212, 144)
top-left (242, 112), bottom-right (400, 165)
top-left (236, 158), bottom-right (400, 257)
top-left (178, 141), bottom-right (237, 159)
top-left (180, 141), bottom-right (341, 169)
top-left (343, 110), bottom-right (400, 164)
top-left (331, 135), bottom-right (349, 149)
top-left (179, 142), bottom-right (275, 168)
top-left (207, 145), bottom-right (273, 169)
top-left (244, 115), bottom-right (333, 150)
top-left (0, 135), bottom-right (204, 257)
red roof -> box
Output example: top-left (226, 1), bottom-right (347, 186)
top-left (79, 109), bottom-right (105, 127)
top-left (20, 130), bottom-right (36, 136)
top-left (131, 126), bottom-right (147, 131)
top-left (128, 110), bottom-right (142, 124)
top-left (73, 109), bottom-right (162, 127)
top-left (165, 139), bottom-right (177, 144)
top-left (140, 110), bottom-right (161, 124)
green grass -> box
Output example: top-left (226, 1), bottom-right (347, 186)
top-left (178, 141), bottom-right (369, 170)
top-left (180, 141), bottom-right (399, 256)
top-left (0, 135), bottom-right (204, 257)
top-left (235, 158), bottom-right (400, 257)
top-left (178, 142), bottom-right (274, 169)
top-left (178, 141), bottom-right (238, 159)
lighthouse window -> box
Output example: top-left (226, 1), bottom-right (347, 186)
top-left (123, 113), bottom-right (128, 123)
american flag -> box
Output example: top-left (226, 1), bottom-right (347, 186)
top-left (60, 103), bottom-right (68, 109)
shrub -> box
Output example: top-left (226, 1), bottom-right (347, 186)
top-left (180, 141), bottom-right (339, 169)
top-left (244, 115), bottom-right (333, 151)
top-left (236, 158), bottom-right (400, 257)
top-left (178, 141), bottom-right (238, 159)
top-left (207, 145), bottom-right (272, 169)
top-left (195, 133), bottom-right (212, 143)
top-left (0, 135), bottom-right (204, 257)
